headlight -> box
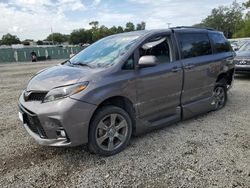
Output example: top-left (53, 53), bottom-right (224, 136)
top-left (43, 82), bottom-right (88, 103)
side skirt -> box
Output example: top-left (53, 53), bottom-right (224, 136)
top-left (182, 96), bottom-right (215, 120)
top-left (134, 106), bottom-right (181, 135)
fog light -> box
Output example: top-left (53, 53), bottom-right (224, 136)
top-left (56, 130), bottom-right (66, 138)
top-left (47, 118), bottom-right (62, 128)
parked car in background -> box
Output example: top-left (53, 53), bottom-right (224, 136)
top-left (234, 41), bottom-right (250, 74)
top-left (231, 41), bottom-right (240, 51)
top-left (229, 39), bottom-right (250, 51)
top-left (18, 27), bottom-right (235, 156)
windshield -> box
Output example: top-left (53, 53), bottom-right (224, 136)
top-left (239, 42), bottom-right (250, 51)
top-left (69, 35), bottom-right (139, 68)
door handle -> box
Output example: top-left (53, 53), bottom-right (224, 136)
top-left (171, 66), bottom-right (181, 72)
top-left (184, 64), bottom-right (194, 69)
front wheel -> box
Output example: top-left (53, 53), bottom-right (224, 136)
top-left (88, 106), bottom-right (132, 156)
top-left (213, 84), bottom-right (227, 110)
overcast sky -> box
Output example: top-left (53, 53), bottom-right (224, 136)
top-left (0, 0), bottom-right (245, 40)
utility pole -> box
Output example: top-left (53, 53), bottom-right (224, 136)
top-left (167, 23), bottom-right (172, 28)
top-left (51, 27), bottom-right (54, 45)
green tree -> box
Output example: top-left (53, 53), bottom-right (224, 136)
top-left (89, 21), bottom-right (101, 42)
top-left (243, 0), bottom-right (250, 8)
top-left (233, 1), bottom-right (250, 38)
top-left (195, 1), bottom-right (243, 38)
top-left (125, 22), bottom-right (135, 32)
top-left (109, 26), bottom-right (118, 34)
top-left (89, 21), bottom-right (99, 30)
top-left (233, 20), bottom-right (250, 38)
top-left (37, 40), bottom-right (44, 45)
top-left (1, 33), bottom-right (21, 45)
top-left (69, 29), bottom-right (92, 44)
top-left (136, 21), bottom-right (146, 30)
top-left (46, 33), bottom-right (69, 44)
top-left (117, 26), bottom-right (124, 33)
top-left (98, 25), bottom-right (111, 38)
top-left (69, 21), bottom-right (146, 44)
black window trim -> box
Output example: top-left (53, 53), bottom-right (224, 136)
top-left (208, 32), bottom-right (232, 54)
top-left (121, 32), bottom-right (175, 70)
top-left (121, 53), bottom-right (136, 70)
top-left (135, 33), bottom-right (175, 66)
top-left (177, 32), bottom-right (213, 60)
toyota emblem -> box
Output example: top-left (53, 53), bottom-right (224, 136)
top-left (239, 60), bottom-right (247, 65)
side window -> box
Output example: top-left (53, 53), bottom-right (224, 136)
top-left (179, 33), bottom-right (212, 59)
top-left (122, 55), bottom-right (135, 70)
top-left (209, 33), bottom-right (231, 53)
top-left (139, 36), bottom-right (172, 63)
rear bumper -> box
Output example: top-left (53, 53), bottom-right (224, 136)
top-left (18, 92), bottom-right (97, 147)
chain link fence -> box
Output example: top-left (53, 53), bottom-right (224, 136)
top-left (0, 46), bottom-right (84, 63)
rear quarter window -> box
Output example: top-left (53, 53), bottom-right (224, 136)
top-left (179, 33), bottom-right (212, 59)
top-left (209, 33), bottom-right (231, 53)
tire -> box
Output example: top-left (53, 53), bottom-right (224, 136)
top-left (88, 106), bottom-right (132, 156)
top-left (213, 82), bottom-right (227, 110)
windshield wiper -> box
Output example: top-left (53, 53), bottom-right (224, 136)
top-left (73, 62), bottom-right (93, 68)
top-left (65, 59), bottom-right (75, 67)
top-left (67, 59), bottom-right (72, 64)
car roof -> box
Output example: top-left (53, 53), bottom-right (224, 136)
top-left (112, 27), bottom-right (220, 38)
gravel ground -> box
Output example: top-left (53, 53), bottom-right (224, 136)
top-left (0, 60), bottom-right (249, 188)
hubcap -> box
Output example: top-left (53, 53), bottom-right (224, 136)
top-left (96, 113), bottom-right (128, 151)
top-left (214, 87), bottom-right (225, 110)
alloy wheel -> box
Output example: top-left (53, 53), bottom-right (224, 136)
top-left (214, 86), bottom-right (226, 110)
top-left (95, 113), bottom-right (128, 151)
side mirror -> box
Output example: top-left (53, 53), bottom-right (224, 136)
top-left (138, 55), bottom-right (158, 68)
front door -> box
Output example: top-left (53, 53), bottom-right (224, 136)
top-left (136, 34), bottom-right (183, 122)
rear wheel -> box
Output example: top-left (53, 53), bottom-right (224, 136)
top-left (88, 106), bottom-right (132, 156)
top-left (213, 84), bottom-right (227, 110)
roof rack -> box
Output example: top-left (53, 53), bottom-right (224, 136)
top-left (170, 26), bottom-right (215, 31)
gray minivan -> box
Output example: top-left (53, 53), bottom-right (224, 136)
top-left (18, 27), bottom-right (235, 155)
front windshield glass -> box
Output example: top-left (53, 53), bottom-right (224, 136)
top-left (69, 35), bottom-right (139, 68)
top-left (239, 42), bottom-right (250, 51)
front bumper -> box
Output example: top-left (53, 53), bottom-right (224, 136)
top-left (23, 123), bottom-right (69, 146)
top-left (235, 65), bottom-right (250, 74)
top-left (18, 92), bottom-right (97, 147)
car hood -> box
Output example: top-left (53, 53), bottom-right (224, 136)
top-left (236, 51), bottom-right (250, 59)
top-left (26, 64), bottom-right (103, 91)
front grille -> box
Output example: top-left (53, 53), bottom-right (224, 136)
top-left (234, 59), bottom-right (250, 65)
top-left (21, 109), bottom-right (47, 138)
top-left (24, 91), bottom-right (47, 102)
top-left (28, 92), bottom-right (47, 101)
